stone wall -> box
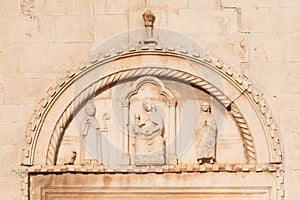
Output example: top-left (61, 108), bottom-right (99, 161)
top-left (0, 0), bottom-right (299, 199)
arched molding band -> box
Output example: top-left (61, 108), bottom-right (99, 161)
top-left (22, 46), bottom-right (282, 166)
top-left (45, 66), bottom-right (256, 165)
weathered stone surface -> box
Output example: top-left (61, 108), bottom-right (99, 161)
top-left (251, 33), bottom-right (284, 63)
top-left (34, 0), bottom-right (72, 15)
top-left (271, 8), bottom-right (300, 32)
top-left (2, 73), bottom-right (59, 104)
top-left (18, 44), bottom-right (48, 72)
top-left (0, 0), bottom-right (19, 16)
top-left (95, 15), bottom-right (127, 42)
top-left (0, 17), bottom-right (14, 43)
top-left (284, 32), bottom-right (300, 61)
top-left (0, 45), bottom-right (18, 72)
top-left (189, 0), bottom-right (219, 8)
top-left (145, 0), bottom-right (188, 9)
top-left (0, 177), bottom-right (20, 200)
top-left (240, 8), bottom-right (271, 32)
top-left (279, 0), bottom-right (300, 7)
top-left (193, 33), bottom-right (247, 67)
top-left (167, 9), bottom-right (238, 34)
top-left (221, 0), bottom-right (280, 8)
top-left (49, 43), bottom-right (90, 71)
top-left (106, 0), bottom-right (143, 14)
top-left (0, 1), bottom-right (299, 199)
top-left (15, 16), bottom-right (56, 43)
top-left (0, 105), bottom-right (34, 122)
top-left (0, 145), bottom-right (19, 176)
top-left (0, 122), bottom-right (27, 144)
top-left (55, 16), bottom-right (93, 42)
top-left (89, 0), bottom-right (106, 14)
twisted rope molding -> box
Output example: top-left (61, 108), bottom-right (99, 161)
top-left (45, 66), bottom-right (256, 165)
top-left (22, 46), bottom-right (282, 166)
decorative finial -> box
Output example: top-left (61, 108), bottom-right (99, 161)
top-left (141, 9), bottom-right (157, 45)
top-left (143, 9), bottom-right (155, 28)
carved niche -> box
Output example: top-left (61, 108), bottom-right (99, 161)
top-left (122, 76), bottom-right (177, 165)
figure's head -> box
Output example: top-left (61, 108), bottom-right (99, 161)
top-left (143, 101), bottom-right (152, 112)
top-left (201, 101), bottom-right (210, 112)
top-left (85, 100), bottom-right (96, 116)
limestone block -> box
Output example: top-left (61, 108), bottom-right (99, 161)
top-left (167, 9), bottom-right (238, 34)
top-left (144, 0), bottom-right (188, 9)
top-left (251, 33), bottom-right (284, 63)
top-left (0, 45), bottom-right (18, 72)
top-left (95, 15), bottom-right (127, 42)
top-left (243, 63), bottom-right (284, 94)
top-left (55, 16), bottom-right (93, 42)
top-left (2, 73), bottom-right (59, 104)
top-left (279, 63), bottom-right (300, 94)
top-left (0, 144), bottom-right (19, 176)
top-left (49, 43), bottom-right (90, 71)
top-left (0, 0), bottom-right (20, 16)
top-left (192, 33), bottom-right (247, 68)
top-left (106, 0), bottom-right (143, 14)
top-left (271, 8), bottom-right (300, 32)
top-left (240, 8), bottom-right (271, 33)
top-left (0, 84), bottom-right (3, 104)
top-left (15, 16), bottom-right (55, 43)
top-left (220, 0), bottom-right (279, 8)
top-left (70, 0), bottom-right (90, 15)
top-left (34, 0), bottom-right (72, 15)
top-left (0, 17), bottom-right (14, 43)
top-left (284, 33), bottom-right (300, 61)
top-left (0, 177), bottom-right (20, 200)
top-left (189, 0), bottom-right (219, 8)
top-left (285, 170), bottom-right (300, 199)
top-left (0, 105), bottom-right (34, 122)
top-left (280, 0), bottom-right (300, 7)
top-left (89, 0), bottom-right (106, 14)
top-left (0, 122), bottom-right (26, 144)
top-left (283, 130), bottom-right (300, 170)
top-left (276, 94), bottom-right (300, 111)
top-left (18, 44), bottom-right (48, 72)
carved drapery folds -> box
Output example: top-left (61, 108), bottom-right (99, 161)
top-left (195, 102), bottom-right (218, 164)
top-left (80, 100), bottom-right (110, 165)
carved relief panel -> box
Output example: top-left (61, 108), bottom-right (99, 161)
top-left (57, 75), bottom-right (245, 167)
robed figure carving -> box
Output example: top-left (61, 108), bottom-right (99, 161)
top-left (80, 101), bottom-right (101, 163)
top-left (133, 101), bottom-right (165, 165)
top-left (195, 102), bottom-right (218, 164)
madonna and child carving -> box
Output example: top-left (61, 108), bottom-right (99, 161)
top-left (80, 100), bottom-right (110, 164)
top-left (195, 102), bottom-right (218, 164)
top-left (133, 101), bottom-right (165, 165)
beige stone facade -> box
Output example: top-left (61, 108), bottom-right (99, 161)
top-left (0, 0), bottom-right (299, 199)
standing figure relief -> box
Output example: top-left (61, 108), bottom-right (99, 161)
top-left (195, 101), bottom-right (218, 164)
top-left (80, 100), bottom-right (110, 164)
top-left (133, 101), bottom-right (165, 165)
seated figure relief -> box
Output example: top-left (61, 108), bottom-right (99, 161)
top-left (133, 101), bottom-right (165, 165)
top-left (195, 101), bottom-right (218, 164)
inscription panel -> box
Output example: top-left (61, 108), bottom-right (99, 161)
top-left (30, 173), bottom-right (275, 200)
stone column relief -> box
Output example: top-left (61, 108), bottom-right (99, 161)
top-left (195, 101), bottom-right (218, 164)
